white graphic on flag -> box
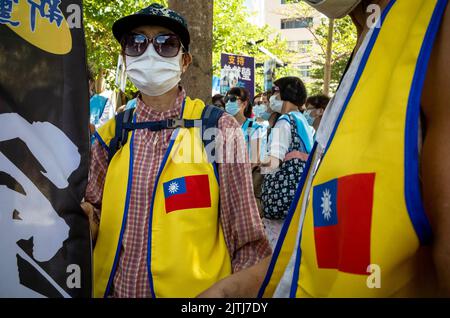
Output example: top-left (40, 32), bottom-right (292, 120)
top-left (321, 189), bottom-right (333, 221)
top-left (168, 181), bottom-right (179, 194)
top-left (0, 113), bottom-right (80, 298)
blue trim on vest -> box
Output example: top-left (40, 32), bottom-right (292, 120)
top-left (289, 226), bottom-right (304, 298)
top-left (93, 131), bottom-right (109, 152)
top-left (257, 142), bottom-right (317, 298)
top-left (288, 1), bottom-right (395, 298)
top-left (258, 2), bottom-right (396, 298)
top-left (146, 99), bottom-right (221, 297)
top-left (147, 128), bottom-right (180, 298)
top-left (404, 0), bottom-right (448, 245)
top-left (288, 143), bottom-right (316, 297)
top-left (213, 162), bottom-right (220, 185)
top-left (104, 129), bottom-right (135, 297)
top-left (180, 98), bottom-right (186, 119)
top-left (323, 0), bottom-right (395, 156)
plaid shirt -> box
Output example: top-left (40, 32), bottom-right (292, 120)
top-left (85, 88), bottom-right (271, 298)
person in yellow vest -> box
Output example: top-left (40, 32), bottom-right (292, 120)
top-left (199, 0), bottom-right (450, 297)
top-left (81, 3), bottom-right (271, 298)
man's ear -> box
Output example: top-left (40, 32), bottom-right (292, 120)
top-left (182, 52), bottom-right (193, 73)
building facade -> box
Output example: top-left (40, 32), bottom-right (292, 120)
top-left (245, 0), bottom-right (323, 81)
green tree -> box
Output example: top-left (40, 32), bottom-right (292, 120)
top-left (309, 16), bottom-right (357, 95)
top-left (84, 0), bottom-right (294, 100)
top-left (168, 0), bottom-right (213, 102)
top-left (276, 2), bottom-right (357, 96)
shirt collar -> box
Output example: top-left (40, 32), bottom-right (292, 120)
top-left (135, 87), bottom-right (186, 122)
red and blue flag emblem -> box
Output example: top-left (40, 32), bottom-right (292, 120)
top-left (312, 173), bottom-right (376, 275)
top-left (163, 175), bottom-right (211, 213)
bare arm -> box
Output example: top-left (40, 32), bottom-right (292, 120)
top-left (197, 256), bottom-right (271, 298)
top-left (421, 2), bottom-right (450, 297)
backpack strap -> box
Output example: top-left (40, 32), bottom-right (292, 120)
top-left (108, 108), bottom-right (134, 164)
top-left (123, 118), bottom-right (197, 131)
top-left (201, 105), bottom-right (225, 162)
top-left (107, 105), bottom-right (225, 164)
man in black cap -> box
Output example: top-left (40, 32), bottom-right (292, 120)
top-left (82, 3), bottom-right (271, 298)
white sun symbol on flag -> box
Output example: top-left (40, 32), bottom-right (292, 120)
top-left (168, 182), bottom-right (179, 194)
top-left (321, 189), bottom-right (333, 221)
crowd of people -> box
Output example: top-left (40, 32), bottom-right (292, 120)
top-left (82, 0), bottom-right (450, 298)
top-left (207, 81), bottom-right (328, 249)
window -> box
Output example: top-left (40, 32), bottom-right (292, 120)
top-left (298, 64), bottom-right (311, 78)
top-left (287, 40), bottom-right (312, 53)
top-left (281, 17), bottom-right (313, 29)
top-left (287, 41), bottom-right (298, 52)
top-left (299, 40), bottom-right (312, 53)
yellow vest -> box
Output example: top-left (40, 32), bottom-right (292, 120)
top-left (93, 97), bottom-right (232, 298)
top-left (260, 0), bottom-right (447, 298)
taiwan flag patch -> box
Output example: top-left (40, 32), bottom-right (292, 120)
top-left (312, 173), bottom-right (376, 275)
top-left (163, 175), bottom-right (212, 213)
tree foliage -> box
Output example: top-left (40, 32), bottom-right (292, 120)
top-left (276, 2), bottom-right (357, 95)
top-left (309, 16), bottom-right (357, 95)
top-left (84, 0), bottom-right (302, 96)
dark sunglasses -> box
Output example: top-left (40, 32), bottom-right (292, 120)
top-left (224, 95), bottom-right (239, 103)
top-left (121, 32), bottom-right (183, 58)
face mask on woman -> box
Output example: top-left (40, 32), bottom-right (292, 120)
top-left (269, 95), bottom-right (283, 113)
top-left (253, 104), bottom-right (267, 119)
top-left (303, 110), bottom-right (315, 126)
top-left (260, 111), bottom-right (272, 121)
top-left (125, 44), bottom-right (182, 97)
top-left (225, 101), bottom-right (240, 116)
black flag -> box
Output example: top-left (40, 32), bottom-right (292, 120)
top-left (0, 0), bottom-right (91, 297)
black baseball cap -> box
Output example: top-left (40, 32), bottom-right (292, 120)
top-left (112, 3), bottom-right (190, 51)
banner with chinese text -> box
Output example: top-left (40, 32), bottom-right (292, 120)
top-left (0, 0), bottom-right (91, 297)
top-left (220, 53), bottom-right (255, 101)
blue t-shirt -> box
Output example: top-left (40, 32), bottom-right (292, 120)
top-left (242, 118), bottom-right (263, 162)
top-left (125, 98), bottom-right (137, 110)
top-left (89, 94), bottom-right (108, 126)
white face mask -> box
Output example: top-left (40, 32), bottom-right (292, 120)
top-left (125, 44), bottom-right (183, 97)
top-left (304, 0), bottom-right (361, 19)
top-left (269, 95), bottom-right (283, 113)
